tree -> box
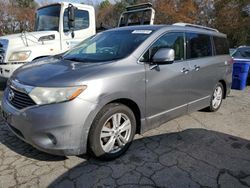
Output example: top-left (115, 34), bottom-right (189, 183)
top-left (154, 0), bottom-right (199, 24)
top-left (10, 0), bottom-right (37, 8)
top-left (99, 0), bottom-right (111, 9)
top-left (0, 0), bottom-right (37, 35)
top-left (96, 0), bottom-right (128, 28)
top-left (214, 0), bottom-right (250, 47)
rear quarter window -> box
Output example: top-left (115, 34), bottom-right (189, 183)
top-left (213, 37), bottom-right (229, 55)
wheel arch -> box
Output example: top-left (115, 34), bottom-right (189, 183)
top-left (107, 98), bottom-right (142, 134)
top-left (218, 79), bottom-right (227, 99)
top-left (85, 98), bottom-right (142, 156)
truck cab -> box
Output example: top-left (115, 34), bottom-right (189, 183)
top-left (0, 2), bottom-right (95, 78)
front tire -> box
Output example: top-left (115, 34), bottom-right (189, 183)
top-left (88, 103), bottom-right (136, 160)
top-left (207, 83), bottom-right (224, 112)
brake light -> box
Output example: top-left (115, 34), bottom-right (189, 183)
top-left (229, 58), bottom-right (234, 64)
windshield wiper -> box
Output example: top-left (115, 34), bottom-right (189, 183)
top-left (63, 57), bottom-right (85, 62)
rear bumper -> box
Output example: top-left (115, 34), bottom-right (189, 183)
top-left (1, 89), bottom-right (98, 156)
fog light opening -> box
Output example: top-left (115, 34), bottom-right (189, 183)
top-left (47, 133), bottom-right (57, 145)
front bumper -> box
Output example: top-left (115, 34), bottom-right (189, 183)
top-left (1, 89), bottom-right (98, 156)
top-left (0, 63), bottom-right (25, 78)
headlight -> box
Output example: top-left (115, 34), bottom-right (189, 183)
top-left (29, 86), bottom-right (87, 105)
top-left (9, 51), bottom-right (31, 61)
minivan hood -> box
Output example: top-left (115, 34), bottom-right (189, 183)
top-left (11, 57), bottom-right (112, 87)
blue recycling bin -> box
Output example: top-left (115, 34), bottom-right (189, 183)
top-left (231, 62), bottom-right (249, 90)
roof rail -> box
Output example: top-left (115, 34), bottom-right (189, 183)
top-left (238, 45), bottom-right (249, 48)
top-left (173, 23), bottom-right (219, 32)
top-left (126, 2), bottom-right (153, 11)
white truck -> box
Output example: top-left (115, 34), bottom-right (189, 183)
top-left (0, 2), bottom-right (154, 79)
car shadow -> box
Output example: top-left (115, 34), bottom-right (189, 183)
top-left (46, 128), bottom-right (250, 188)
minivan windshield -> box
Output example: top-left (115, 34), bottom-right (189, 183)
top-left (63, 30), bottom-right (153, 62)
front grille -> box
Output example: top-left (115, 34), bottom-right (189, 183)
top-left (8, 87), bottom-right (36, 110)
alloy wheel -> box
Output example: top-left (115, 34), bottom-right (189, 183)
top-left (212, 86), bottom-right (223, 109)
top-left (100, 113), bottom-right (132, 153)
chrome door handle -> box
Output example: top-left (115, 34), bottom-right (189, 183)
top-left (150, 64), bottom-right (159, 70)
top-left (194, 65), bottom-right (200, 71)
top-left (181, 68), bottom-right (189, 74)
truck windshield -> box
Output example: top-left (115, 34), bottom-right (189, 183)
top-left (63, 30), bottom-right (153, 62)
top-left (35, 5), bottom-right (61, 31)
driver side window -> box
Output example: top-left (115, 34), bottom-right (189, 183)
top-left (63, 9), bottom-right (89, 32)
top-left (140, 32), bottom-right (185, 62)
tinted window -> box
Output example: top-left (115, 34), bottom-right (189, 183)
top-left (63, 30), bottom-right (152, 62)
top-left (141, 32), bottom-right (184, 62)
top-left (63, 9), bottom-right (89, 31)
top-left (214, 37), bottom-right (229, 55)
top-left (232, 47), bottom-right (250, 59)
top-left (186, 33), bottom-right (212, 59)
top-left (35, 5), bottom-right (60, 31)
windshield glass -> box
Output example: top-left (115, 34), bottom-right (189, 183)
top-left (119, 9), bottom-right (153, 27)
top-left (35, 5), bottom-right (61, 31)
top-left (63, 30), bottom-right (153, 62)
top-left (232, 47), bottom-right (250, 59)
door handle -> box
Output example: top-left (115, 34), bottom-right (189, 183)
top-left (150, 64), bottom-right (159, 70)
top-left (181, 68), bottom-right (189, 74)
top-left (194, 65), bottom-right (200, 71)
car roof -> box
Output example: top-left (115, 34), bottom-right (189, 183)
top-left (238, 46), bottom-right (250, 49)
top-left (107, 25), bottom-right (166, 32)
top-left (106, 25), bottom-right (226, 38)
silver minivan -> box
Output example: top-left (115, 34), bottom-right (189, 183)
top-left (1, 24), bottom-right (232, 159)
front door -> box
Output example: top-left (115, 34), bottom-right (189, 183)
top-left (140, 32), bottom-right (190, 129)
top-left (61, 7), bottom-right (95, 52)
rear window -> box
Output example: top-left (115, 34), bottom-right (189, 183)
top-left (186, 33), bottom-right (212, 59)
top-left (232, 48), bottom-right (250, 59)
top-left (213, 37), bottom-right (229, 55)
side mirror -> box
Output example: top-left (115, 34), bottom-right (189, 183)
top-left (152, 48), bottom-right (175, 64)
top-left (68, 4), bottom-right (75, 37)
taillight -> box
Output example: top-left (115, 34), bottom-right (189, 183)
top-left (229, 58), bottom-right (234, 64)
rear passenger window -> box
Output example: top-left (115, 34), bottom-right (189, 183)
top-left (140, 32), bottom-right (184, 62)
top-left (213, 37), bottom-right (229, 55)
top-left (186, 33), bottom-right (212, 59)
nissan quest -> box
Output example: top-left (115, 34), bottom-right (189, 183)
top-left (1, 24), bottom-right (232, 160)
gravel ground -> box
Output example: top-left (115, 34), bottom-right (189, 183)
top-left (0, 87), bottom-right (250, 188)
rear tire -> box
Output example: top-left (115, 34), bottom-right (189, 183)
top-left (206, 83), bottom-right (224, 112)
top-left (88, 103), bottom-right (136, 160)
